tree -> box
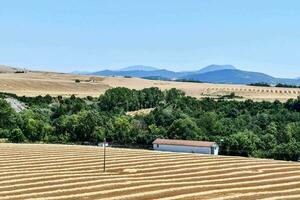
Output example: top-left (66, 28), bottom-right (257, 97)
top-left (9, 128), bottom-right (26, 143)
top-left (99, 87), bottom-right (136, 112)
top-left (225, 130), bottom-right (261, 157)
top-left (273, 140), bottom-right (300, 161)
top-left (20, 110), bottom-right (49, 142)
top-left (165, 88), bottom-right (185, 105)
top-left (0, 99), bottom-right (17, 129)
top-left (167, 118), bottom-right (203, 140)
top-left (111, 116), bottom-right (133, 144)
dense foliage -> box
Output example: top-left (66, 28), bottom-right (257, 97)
top-left (248, 83), bottom-right (271, 87)
top-left (1, 88), bottom-right (300, 161)
top-left (249, 83), bottom-right (300, 88)
top-left (275, 83), bottom-right (300, 88)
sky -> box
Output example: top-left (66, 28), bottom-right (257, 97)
top-left (0, 0), bottom-right (300, 78)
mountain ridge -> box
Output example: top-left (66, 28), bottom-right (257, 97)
top-left (196, 64), bottom-right (236, 74)
top-left (119, 65), bottom-right (159, 71)
top-left (84, 64), bottom-right (300, 85)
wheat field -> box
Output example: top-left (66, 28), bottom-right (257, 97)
top-left (1, 143), bottom-right (300, 200)
top-left (1, 71), bottom-right (300, 101)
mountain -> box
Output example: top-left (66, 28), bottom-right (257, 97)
top-left (70, 70), bottom-right (92, 75)
top-left (89, 64), bottom-right (300, 85)
top-left (91, 69), bottom-right (179, 79)
top-left (90, 64), bottom-right (238, 80)
top-left (182, 69), bottom-right (300, 85)
top-left (119, 65), bottom-right (159, 71)
top-left (196, 64), bottom-right (236, 74)
top-left (182, 69), bottom-right (277, 84)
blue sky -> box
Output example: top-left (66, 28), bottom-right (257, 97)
top-left (0, 0), bottom-right (299, 78)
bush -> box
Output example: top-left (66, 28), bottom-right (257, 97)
top-left (75, 79), bottom-right (80, 83)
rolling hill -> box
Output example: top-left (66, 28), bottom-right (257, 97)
top-left (0, 65), bottom-right (19, 73)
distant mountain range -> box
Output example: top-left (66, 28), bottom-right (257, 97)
top-left (82, 64), bottom-right (300, 85)
top-left (195, 64), bottom-right (236, 74)
top-left (119, 65), bottom-right (159, 71)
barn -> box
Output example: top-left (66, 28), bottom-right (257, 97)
top-left (153, 138), bottom-right (219, 155)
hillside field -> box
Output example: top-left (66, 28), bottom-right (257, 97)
top-left (0, 71), bottom-right (300, 101)
top-left (1, 143), bottom-right (300, 200)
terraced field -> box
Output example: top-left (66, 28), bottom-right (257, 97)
top-left (1, 144), bottom-right (300, 200)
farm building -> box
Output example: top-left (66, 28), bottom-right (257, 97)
top-left (153, 138), bottom-right (219, 155)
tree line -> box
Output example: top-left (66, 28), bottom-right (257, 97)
top-left (248, 82), bottom-right (300, 88)
top-left (1, 88), bottom-right (300, 161)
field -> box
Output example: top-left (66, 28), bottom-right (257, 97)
top-left (0, 71), bottom-right (300, 101)
top-left (1, 144), bottom-right (300, 200)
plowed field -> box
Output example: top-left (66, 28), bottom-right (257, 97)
top-left (1, 143), bottom-right (300, 200)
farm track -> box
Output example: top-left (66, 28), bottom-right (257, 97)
top-left (1, 144), bottom-right (300, 199)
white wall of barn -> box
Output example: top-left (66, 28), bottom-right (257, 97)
top-left (153, 144), bottom-right (219, 155)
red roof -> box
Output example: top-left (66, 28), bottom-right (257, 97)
top-left (153, 139), bottom-right (217, 147)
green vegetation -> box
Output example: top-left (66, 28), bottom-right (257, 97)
top-left (1, 88), bottom-right (300, 161)
top-left (275, 83), bottom-right (300, 88)
top-left (248, 83), bottom-right (271, 87)
top-left (249, 83), bottom-right (300, 88)
top-left (220, 92), bottom-right (242, 99)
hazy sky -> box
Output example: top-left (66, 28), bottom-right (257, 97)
top-left (0, 0), bottom-right (300, 78)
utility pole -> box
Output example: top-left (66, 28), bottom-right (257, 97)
top-left (103, 138), bottom-right (106, 173)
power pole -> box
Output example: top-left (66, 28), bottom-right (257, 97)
top-left (103, 138), bottom-right (106, 173)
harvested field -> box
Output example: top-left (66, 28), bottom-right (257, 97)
top-left (0, 71), bottom-right (300, 101)
top-left (1, 144), bottom-right (300, 200)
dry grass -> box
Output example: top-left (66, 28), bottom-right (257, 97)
top-left (126, 108), bottom-right (155, 116)
top-left (0, 71), bottom-right (300, 101)
top-left (0, 143), bottom-right (300, 200)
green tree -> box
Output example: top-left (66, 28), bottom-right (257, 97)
top-left (167, 118), bottom-right (203, 140)
top-left (0, 99), bottom-right (17, 129)
top-left (8, 128), bottom-right (26, 143)
top-left (112, 116), bottom-right (133, 144)
top-left (165, 88), bottom-right (185, 105)
top-left (225, 130), bottom-right (261, 157)
top-left (273, 140), bottom-right (300, 161)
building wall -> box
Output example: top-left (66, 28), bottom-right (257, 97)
top-left (153, 144), bottom-right (219, 155)
top-left (214, 146), bottom-right (219, 155)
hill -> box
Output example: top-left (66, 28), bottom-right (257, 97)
top-left (90, 65), bottom-right (235, 80)
top-left (183, 69), bottom-right (277, 84)
top-left (1, 143), bottom-right (300, 200)
top-left (119, 65), bottom-right (159, 71)
top-left (196, 64), bottom-right (236, 74)
top-left (0, 65), bottom-right (18, 73)
top-left (91, 69), bottom-right (179, 79)
top-left (183, 69), bottom-right (300, 85)
top-left (1, 71), bottom-right (300, 101)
